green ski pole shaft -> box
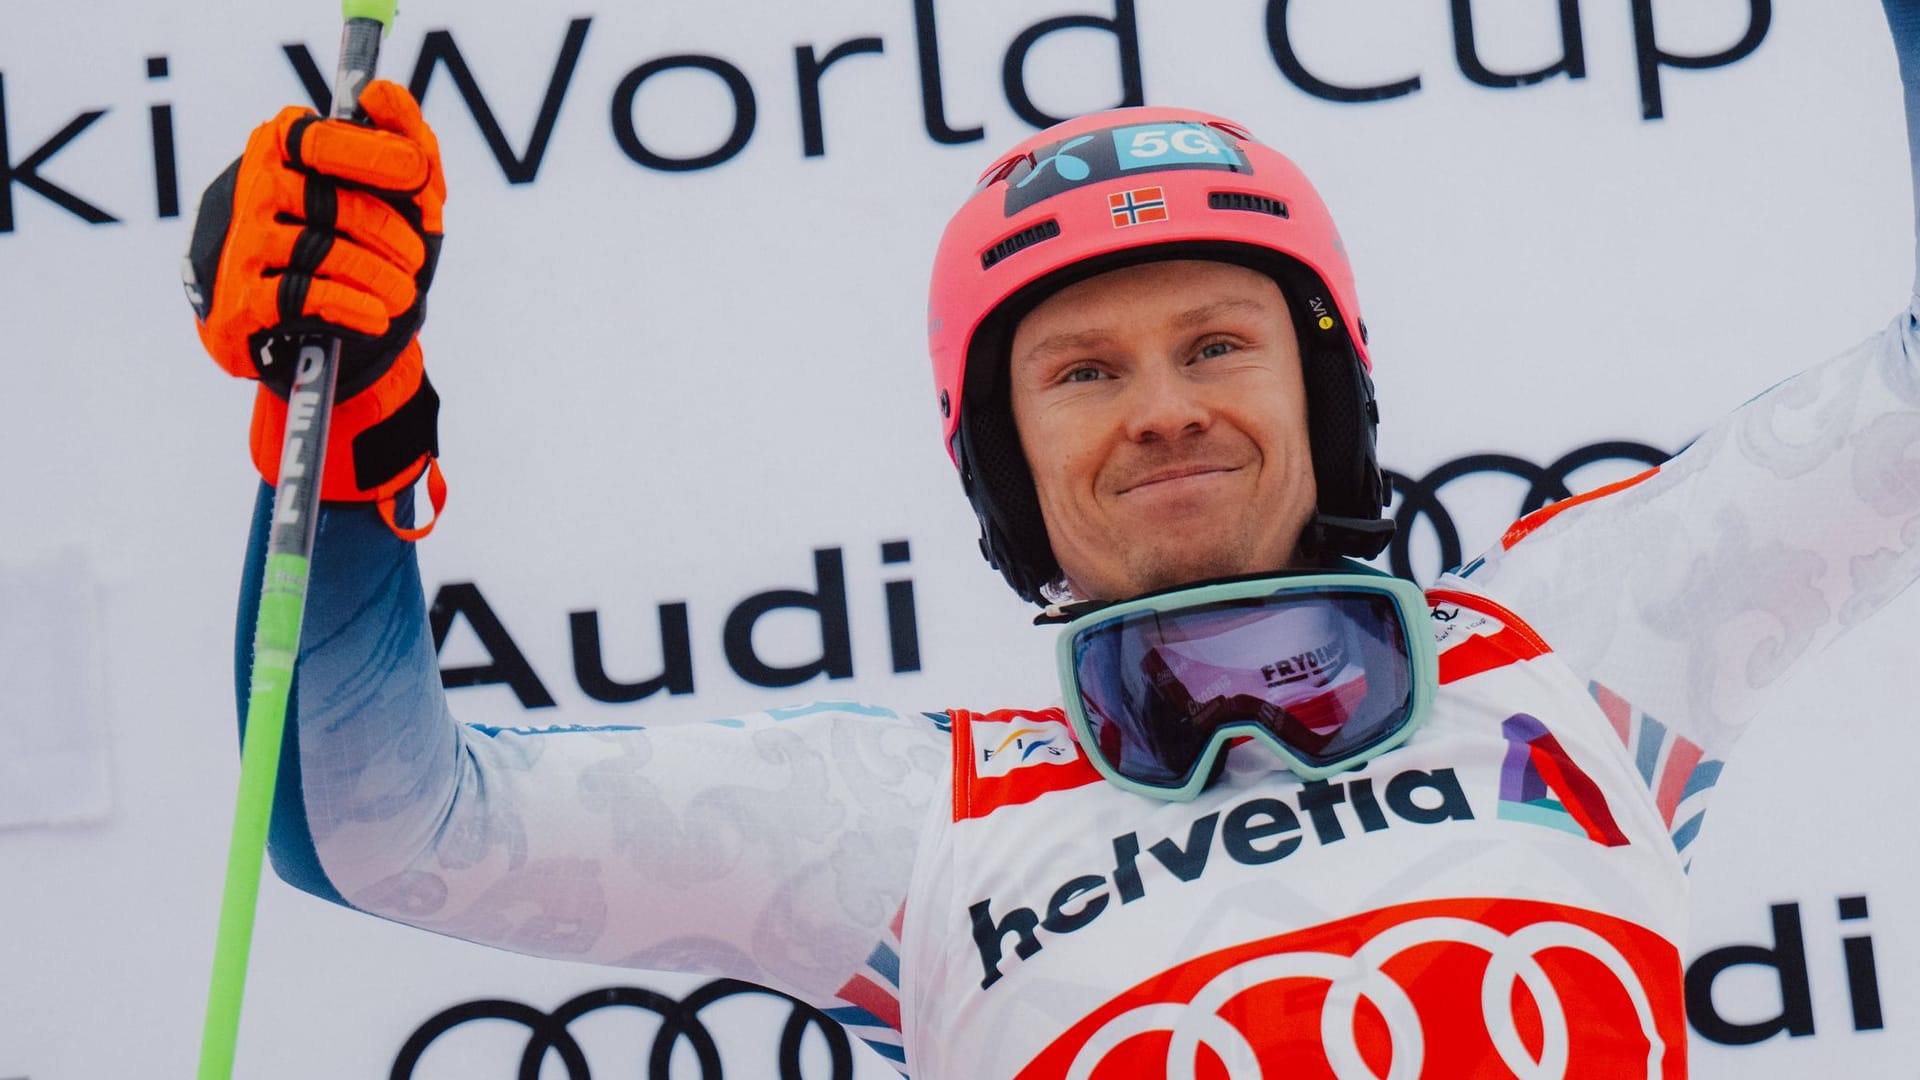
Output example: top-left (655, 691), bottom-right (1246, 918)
top-left (195, 4), bottom-right (398, 1077)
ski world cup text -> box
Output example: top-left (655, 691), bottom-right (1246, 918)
top-left (3, 0), bottom-right (1773, 232)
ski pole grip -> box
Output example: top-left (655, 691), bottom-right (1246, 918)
top-left (332, 0), bottom-right (397, 122)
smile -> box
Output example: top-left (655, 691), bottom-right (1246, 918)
top-left (1117, 464), bottom-right (1241, 496)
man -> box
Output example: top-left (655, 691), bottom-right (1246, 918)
top-left (186, 5), bottom-right (1920, 1076)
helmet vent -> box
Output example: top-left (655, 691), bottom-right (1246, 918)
top-left (1208, 192), bottom-right (1289, 218)
top-left (981, 220), bottom-right (1061, 269)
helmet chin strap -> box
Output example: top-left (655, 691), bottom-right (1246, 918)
top-left (1300, 512), bottom-right (1397, 561)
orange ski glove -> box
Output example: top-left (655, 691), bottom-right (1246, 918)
top-left (184, 80), bottom-right (446, 538)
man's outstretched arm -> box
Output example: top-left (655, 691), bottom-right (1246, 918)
top-left (1456, 0), bottom-right (1920, 848)
top-left (235, 485), bottom-right (945, 1008)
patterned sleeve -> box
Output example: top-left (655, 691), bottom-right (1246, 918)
top-left (1448, 1), bottom-right (1920, 855)
top-left (1450, 315), bottom-right (1920, 845)
top-left (236, 485), bottom-right (949, 1015)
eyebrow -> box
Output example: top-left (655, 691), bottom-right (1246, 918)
top-left (1020, 328), bottom-right (1115, 366)
top-left (1169, 297), bottom-right (1269, 330)
top-left (1019, 297), bottom-right (1270, 366)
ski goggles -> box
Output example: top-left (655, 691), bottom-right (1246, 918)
top-left (1052, 572), bottom-right (1438, 801)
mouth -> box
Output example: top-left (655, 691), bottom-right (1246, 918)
top-left (1116, 464), bottom-right (1241, 496)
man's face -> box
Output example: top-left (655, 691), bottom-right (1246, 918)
top-left (1009, 259), bottom-right (1317, 601)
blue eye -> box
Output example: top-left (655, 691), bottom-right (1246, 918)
top-left (1196, 341), bottom-right (1234, 360)
top-left (1065, 367), bottom-right (1104, 383)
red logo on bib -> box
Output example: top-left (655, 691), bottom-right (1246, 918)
top-left (1016, 897), bottom-right (1685, 1079)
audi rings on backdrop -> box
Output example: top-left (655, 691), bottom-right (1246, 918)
top-left (392, 980), bottom-right (855, 1080)
top-left (1384, 440), bottom-right (1671, 582)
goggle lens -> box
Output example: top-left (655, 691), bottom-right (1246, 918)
top-left (1067, 587), bottom-right (1420, 791)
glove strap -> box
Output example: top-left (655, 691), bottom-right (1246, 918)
top-left (248, 339), bottom-right (446, 542)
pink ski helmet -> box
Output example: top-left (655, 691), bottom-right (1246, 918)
top-left (928, 106), bottom-right (1392, 603)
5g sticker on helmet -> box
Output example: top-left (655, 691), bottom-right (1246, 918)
top-left (1001, 121), bottom-right (1253, 216)
top-left (1111, 122), bottom-right (1247, 171)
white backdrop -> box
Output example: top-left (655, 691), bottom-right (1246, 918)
top-left (1, 0), bottom-right (1916, 1076)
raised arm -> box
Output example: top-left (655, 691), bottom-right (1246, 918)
top-left (1451, 0), bottom-right (1920, 853)
top-left (190, 87), bottom-right (948, 1039)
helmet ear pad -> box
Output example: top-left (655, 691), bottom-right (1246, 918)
top-left (1264, 258), bottom-right (1391, 551)
top-left (954, 243), bottom-right (1392, 605)
top-left (956, 293), bottom-right (1058, 605)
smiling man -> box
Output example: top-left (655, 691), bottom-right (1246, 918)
top-left (186, 4), bottom-right (1920, 1077)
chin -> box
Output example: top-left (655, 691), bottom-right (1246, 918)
top-left (1119, 544), bottom-right (1269, 597)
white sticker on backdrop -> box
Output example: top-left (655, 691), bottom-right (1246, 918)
top-left (0, 547), bottom-right (113, 829)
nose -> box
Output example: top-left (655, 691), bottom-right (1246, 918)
top-left (1122, 362), bottom-right (1212, 443)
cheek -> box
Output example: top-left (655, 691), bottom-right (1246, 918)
top-left (1284, 430), bottom-right (1319, 512)
top-left (1256, 388), bottom-right (1312, 460)
top-left (1057, 440), bottom-right (1106, 490)
top-left (1031, 449), bottom-right (1095, 533)
top-left (1026, 417), bottom-right (1100, 494)
top-left (1245, 409), bottom-right (1315, 492)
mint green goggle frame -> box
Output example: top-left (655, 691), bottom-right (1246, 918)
top-left (1053, 573), bottom-right (1440, 802)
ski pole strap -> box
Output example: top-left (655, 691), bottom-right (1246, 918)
top-left (379, 457), bottom-right (447, 542)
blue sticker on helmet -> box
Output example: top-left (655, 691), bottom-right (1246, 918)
top-left (1017, 135), bottom-right (1096, 189)
top-left (1110, 123), bottom-right (1246, 171)
top-left (1000, 122), bottom-right (1253, 217)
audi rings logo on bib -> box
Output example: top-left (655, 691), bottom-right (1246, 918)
top-left (1017, 897), bottom-right (1686, 1080)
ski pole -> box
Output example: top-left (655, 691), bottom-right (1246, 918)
top-left (195, 3), bottom-right (398, 1077)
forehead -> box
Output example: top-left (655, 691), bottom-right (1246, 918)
top-left (1011, 260), bottom-right (1287, 353)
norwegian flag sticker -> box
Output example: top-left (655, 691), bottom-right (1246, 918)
top-left (1108, 186), bottom-right (1168, 227)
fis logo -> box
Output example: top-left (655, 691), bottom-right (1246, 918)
top-left (974, 718), bottom-right (1078, 779)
